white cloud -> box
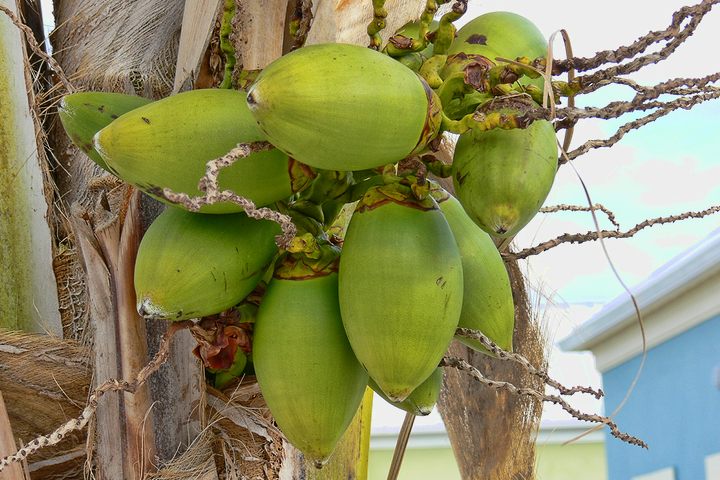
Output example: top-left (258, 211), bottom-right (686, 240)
top-left (652, 231), bottom-right (708, 249)
top-left (631, 156), bottom-right (720, 207)
top-left (521, 237), bottom-right (657, 303)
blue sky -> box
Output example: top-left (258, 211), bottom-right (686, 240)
top-left (527, 97), bottom-right (720, 303)
top-left (462, 1), bottom-right (720, 305)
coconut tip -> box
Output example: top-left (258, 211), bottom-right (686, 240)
top-left (383, 386), bottom-right (412, 403)
top-left (137, 297), bottom-right (175, 320)
top-left (245, 87), bottom-right (261, 112)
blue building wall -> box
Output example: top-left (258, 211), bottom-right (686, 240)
top-left (603, 314), bottom-right (720, 480)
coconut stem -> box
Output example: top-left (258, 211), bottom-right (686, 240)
top-left (383, 0), bottom-right (437, 57)
top-left (367, 0), bottom-right (388, 50)
top-left (435, 57), bottom-right (556, 120)
top-left (440, 105), bottom-right (551, 135)
top-left (219, 0), bottom-right (236, 89)
top-left (433, 0), bottom-right (468, 54)
top-left (386, 412), bottom-right (415, 480)
top-left (436, 71), bottom-right (469, 107)
top-left (418, 54), bottom-right (446, 88)
top-left (417, 0), bottom-right (438, 48)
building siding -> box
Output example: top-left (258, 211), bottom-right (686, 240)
top-left (536, 443), bottom-right (608, 480)
top-left (368, 442), bottom-right (607, 479)
top-left (603, 314), bottom-right (720, 480)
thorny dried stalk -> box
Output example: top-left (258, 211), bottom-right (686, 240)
top-left (455, 328), bottom-right (603, 399)
top-left (557, 76), bottom-right (720, 125)
top-left (537, 1), bottom-right (720, 164)
top-left (440, 356), bottom-right (647, 448)
top-left (584, 72), bottom-right (720, 101)
top-left (559, 89), bottom-right (720, 162)
top-left (509, 205), bottom-right (720, 260)
top-left (159, 142), bottom-right (297, 248)
top-left (551, 0), bottom-right (719, 91)
top-left (0, 5), bottom-right (74, 92)
top-left (540, 203), bottom-right (620, 230)
top-left (0, 321), bottom-right (192, 472)
top-left (534, 76), bottom-right (720, 162)
top-left (514, 78), bottom-right (718, 163)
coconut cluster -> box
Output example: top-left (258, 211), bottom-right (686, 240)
top-left (59, 11), bottom-right (556, 466)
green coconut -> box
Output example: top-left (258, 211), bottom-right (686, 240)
top-left (94, 88), bottom-right (309, 214)
top-left (246, 43), bottom-right (442, 171)
top-left (135, 207), bottom-right (279, 320)
top-left (369, 367), bottom-right (443, 416)
top-left (253, 265), bottom-right (368, 466)
top-left (449, 12), bottom-right (547, 91)
top-left (431, 184), bottom-right (515, 354)
top-left (338, 184), bottom-right (463, 402)
top-left (58, 91), bottom-right (151, 170)
top-left (452, 100), bottom-right (558, 238)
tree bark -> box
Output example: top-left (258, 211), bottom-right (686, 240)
top-left (72, 188), bottom-right (156, 478)
top-left (438, 258), bottom-right (546, 480)
top-left (0, 0), bottom-right (61, 335)
top-left (49, 0), bottom-right (197, 476)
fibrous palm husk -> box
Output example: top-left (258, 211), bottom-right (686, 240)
top-left (49, 0), bottom-right (185, 210)
top-left (147, 381), bottom-right (286, 480)
top-left (438, 258), bottom-right (548, 480)
top-left (51, 0), bottom-right (184, 97)
top-left (0, 330), bottom-right (90, 478)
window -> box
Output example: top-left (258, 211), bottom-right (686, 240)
top-left (706, 452), bottom-right (720, 480)
top-left (631, 467), bottom-right (675, 480)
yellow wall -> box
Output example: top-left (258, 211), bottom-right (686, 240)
top-left (536, 443), bottom-right (607, 480)
top-left (368, 442), bottom-right (607, 480)
top-left (369, 447), bottom-right (460, 480)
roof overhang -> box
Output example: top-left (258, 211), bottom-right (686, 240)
top-left (370, 420), bottom-right (604, 450)
top-left (560, 229), bottom-right (720, 371)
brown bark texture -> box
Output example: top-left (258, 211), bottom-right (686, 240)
top-left (49, 0), bottom-right (198, 476)
top-left (0, 331), bottom-right (90, 478)
top-left (438, 259), bottom-right (546, 480)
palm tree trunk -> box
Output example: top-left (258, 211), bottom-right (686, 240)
top-left (49, 1), bottom-right (193, 477)
top-left (438, 259), bottom-right (545, 480)
top-left (0, 0), bottom-right (61, 335)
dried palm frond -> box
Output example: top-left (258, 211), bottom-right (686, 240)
top-left (0, 330), bottom-right (90, 478)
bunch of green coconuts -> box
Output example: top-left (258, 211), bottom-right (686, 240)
top-left (59, 11), bottom-right (559, 466)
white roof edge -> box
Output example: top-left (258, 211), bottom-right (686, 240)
top-left (371, 419), bottom-right (604, 448)
top-left (560, 228), bottom-right (720, 352)
top-left (371, 418), bottom-right (602, 437)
